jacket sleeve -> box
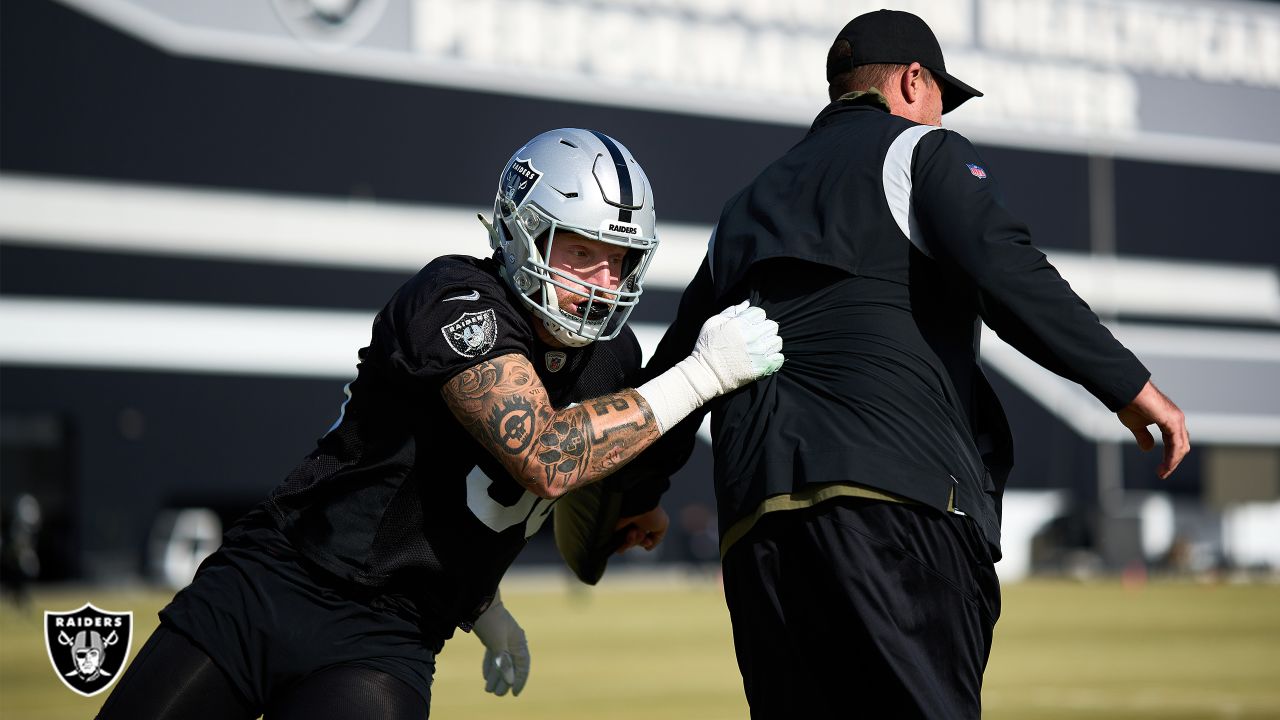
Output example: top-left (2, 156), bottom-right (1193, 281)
top-left (911, 130), bottom-right (1149, 411)
top-left (634, 253), bottom-right (718, 479)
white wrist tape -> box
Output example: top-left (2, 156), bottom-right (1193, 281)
top-left (636, 302), bottom-right (784, 432)
top-left (636, 354), bottom-right (724, 433)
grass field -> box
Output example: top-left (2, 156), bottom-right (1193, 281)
top-left (3, 573), bottom-right (1278, 719)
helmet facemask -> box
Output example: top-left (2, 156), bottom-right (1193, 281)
top-left (494, 198), bottom-right (656, 347)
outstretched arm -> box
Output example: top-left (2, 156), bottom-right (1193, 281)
top-left (911, 132), bottom-right (1190, 478)
top-left (443, 353), bottom-right (661, 499)
top-left (442, 302), bottom-right (784, 499)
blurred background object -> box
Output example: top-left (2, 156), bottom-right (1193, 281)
top-left (1, 0), bottom-right (1277, 590)
top-left (0, 493), bottom-right (44, 606)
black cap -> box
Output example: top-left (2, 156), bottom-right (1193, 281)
top-left (826, 9), bottom-right (982, 114)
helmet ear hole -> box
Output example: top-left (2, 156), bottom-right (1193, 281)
top-left (533, 230), bottom-right (550, 257)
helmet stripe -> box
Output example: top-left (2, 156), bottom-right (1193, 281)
top-left (587, 129), bottom-right (634, 223)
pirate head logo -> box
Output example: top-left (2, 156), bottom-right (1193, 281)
top-left (502, 158), bottom-right (543, 209)
top-left (271, 0), bottom-right (389, 49)
top-left (442, 309), bottom-right (498, 358)
top-left (44, 603), bottom-right (132, 697)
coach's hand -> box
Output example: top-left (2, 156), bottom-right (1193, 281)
top-left (474, 598), bottom-right (530, 697)
top-left (637, 301), bottom-right (784, 432)
top-left (1117, 380), bottom-right (1190, 479)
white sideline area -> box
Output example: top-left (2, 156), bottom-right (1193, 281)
top-left (2, 171), bottom-right (1279, 321)
top-left (996, 491), bottom-right (1066, 583)
top-left (1223, 501), bottom-right (1280, 569)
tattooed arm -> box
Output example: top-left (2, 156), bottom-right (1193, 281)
top-left (442, 303), bottom-right (784, 499)
top-left (442, 352), bottom-right (662, 499)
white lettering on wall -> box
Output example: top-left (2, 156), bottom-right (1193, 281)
top-left (981, 0), bottom-right (1280, 89)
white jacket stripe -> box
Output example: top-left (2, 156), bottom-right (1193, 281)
top-left (882, 125), bottom-right (944, 258)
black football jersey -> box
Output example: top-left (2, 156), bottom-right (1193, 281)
top-left (267, 255), bottom-right (644, 639)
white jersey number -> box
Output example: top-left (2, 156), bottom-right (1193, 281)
top-left (465, 466), bottom-right (556, 538)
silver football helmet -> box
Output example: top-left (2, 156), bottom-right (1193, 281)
top-left (484, 128), bottom-right (659, 347)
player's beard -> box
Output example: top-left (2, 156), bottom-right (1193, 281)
top-left (554, 283), bottom-right (617, 325)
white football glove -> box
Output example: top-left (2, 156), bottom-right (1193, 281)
top-left (637, 301), bottom-right (784, 431)
top-left (473, 599), bottom-right (530, 697)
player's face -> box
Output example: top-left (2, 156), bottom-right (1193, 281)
top-left (545, 231), bottom-right (626, 319)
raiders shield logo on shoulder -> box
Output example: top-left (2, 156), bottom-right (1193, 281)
top-left (502, 157), bottom-right (543, 208)
top-left (44, 603), bottom-right (133, 697)
top-left (545, 351), bottom-right (567, 372)
top-left (442, 309), bottom-right (498, 358)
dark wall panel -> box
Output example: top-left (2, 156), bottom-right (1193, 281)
top-left (1, 0), bottom-right (797, 225)
top-left (0, 366), bottom-right (341, 579)
top-left (975, 146), bottom-right (1092, 252)
top-left (4, 0), bottom-right (1231, 249)
top-left (1115, 159), bottom-right (1280, 265)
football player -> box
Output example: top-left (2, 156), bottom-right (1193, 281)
top-left (95, 128), bottom-right (783, 720)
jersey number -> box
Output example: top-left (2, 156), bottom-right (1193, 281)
top-left (465, 466), bottom-right (555, 538)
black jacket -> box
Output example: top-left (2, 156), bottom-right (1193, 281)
top-left (646, 96), bottom-right (1149, 558)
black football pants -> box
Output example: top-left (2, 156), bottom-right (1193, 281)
top-left (96, 625), bottom-right (428, 720)
top-left (722, 497), bottom-right (1001, 719)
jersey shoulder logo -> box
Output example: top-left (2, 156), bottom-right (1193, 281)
top-left (966, 163), bottom-right (988, 179)
top-left (44, 603), bottom-right (133, 697)
top-left (442, 309), bottom-right (498, 358)
top-left (544, 351), bottom-right (567, 372)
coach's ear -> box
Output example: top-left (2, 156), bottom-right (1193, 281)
top-left (553, 481), bottom-right (626, 585)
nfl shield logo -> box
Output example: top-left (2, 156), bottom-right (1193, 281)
top-left (545, 351), bottom-right (567, 372)
top-left (44, 603), bottom-right (133, 697)
top-left (966, 163), bottom-right (988, 179)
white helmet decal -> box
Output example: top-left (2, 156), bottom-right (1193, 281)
top-left (487, 128), bottom-right (659, 346)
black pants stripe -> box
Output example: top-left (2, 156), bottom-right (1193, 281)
top-left (722, 497), bottom-right (1001, 719)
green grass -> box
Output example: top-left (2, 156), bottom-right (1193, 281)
top-left (3, 576), bottom-right (1278, 719)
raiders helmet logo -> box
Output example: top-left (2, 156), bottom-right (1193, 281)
top-left (270, 0), bottom-right (388, 49)
top-left (502, 158), bottom-right (543, 208)
top-left (442, 309), bottom-right (498, 358)
top-left (44, 603), bottom-right (133, 697)
top-left (545, 351), bottom-right (567, 372)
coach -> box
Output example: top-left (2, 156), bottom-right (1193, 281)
top-left (645, 9), bottom-right (1190, 718)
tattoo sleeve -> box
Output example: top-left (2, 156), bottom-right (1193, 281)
top-left (441, 352), bottom-right (662, 498)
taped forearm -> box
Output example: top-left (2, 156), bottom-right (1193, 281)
top-left (637, 301), bottom-right (784, 432)
top-left (635, 355), bottom-right (725, 432)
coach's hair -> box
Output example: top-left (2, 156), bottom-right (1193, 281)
top-left (826, 39), bottom-right (934, 102)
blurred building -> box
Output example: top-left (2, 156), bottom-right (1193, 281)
top-left (2, 0), bottom-right (1278, 584)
